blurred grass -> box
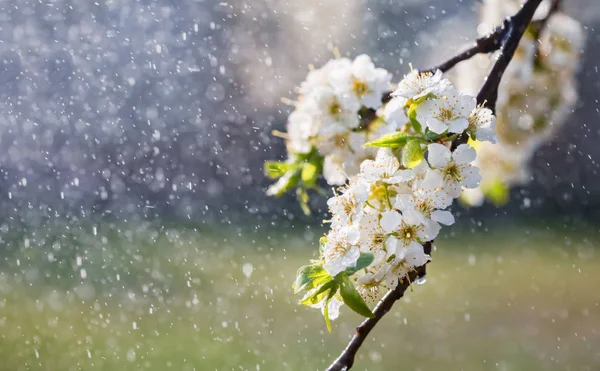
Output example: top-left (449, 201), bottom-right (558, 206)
top-left (0, 221), bottom-right (599, 370)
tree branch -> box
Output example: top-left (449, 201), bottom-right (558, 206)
top-left (325, 1), bottom-right (546, 369)
top-left (325, 242), bottom-right (431, 371)
top-left (477, 0), bottom-right (544, 114)
top-left (422, 25), bottom-right (509, 74)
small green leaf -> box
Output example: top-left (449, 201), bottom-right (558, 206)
top-left (424, 130), bottom-right (440, 141)
top-left (407, 103), bottom-right (422, 133)
top-left (266, 170), bottom-right (301, 197)
top-left (301, 163), bottom-right (318, 188)
top-left (338, 274), bottom-right (374, 318)
top-left (264, 161), bottom-right (295, 179)
top-left (300, 280), bottom-right (337, 306)
top-left (296, 188), bottom-right (311, 215)
top-left (322, 289), bottom-right (337, 332)
top-left (401, 139), bottom-right (425, 168)
top-left (293, 264), bottom-right (331, 293)
top-left (319, 237), bottom-right (328, 254)
top-left (364, 132), bottom-right (421, 148)
top-left (345, 253), bottom-right (374, 275)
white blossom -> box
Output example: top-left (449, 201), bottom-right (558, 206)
top-left (360, 149), bottom-right (415, 185)
top-left (322, 226), bottom-right (361, 276)
top-left (381, 96), bottom-right (408, 129)
top-left (392, 69), bottom-right (451, 100)
top-left (329, 54), bottom-right (392, 108)
top-left (416, 88), bottom-right (476, 134)
top-left (425, 143), bottom-right (481, 197)
top-left (327, 178), bottom-right (369, 226)
top-left (468, 106), bottom-right (497, 143)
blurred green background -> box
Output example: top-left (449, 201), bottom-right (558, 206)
top-left (1, 219), bottom-right (598, 371)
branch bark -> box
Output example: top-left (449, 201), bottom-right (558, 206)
top-left (325, 1), bottom-right (546, 370)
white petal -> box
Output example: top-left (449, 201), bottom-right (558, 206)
top-left (427, 143), bottom-right (451, 168)
top-left (380, 210), bottom-right (402, 233)
top-left (323, 156), bottom-right (347, 185)
top-left (385, 236), bottom-right (399, 256)
top-left (323, 260), bottom-right (345, 277)
top-left (448, 117), bottom-right (469, 134)
top-left (427, 119), bottom-right (449, 134)
top-left (393, 194), bottom-right (415, 210)
top-left (326, 298), bottom-right (344, 320)
top-left (421, 219), bottom-right (441, 241)
top-left (403, 208), bottom-right (426, 225)
top-left (342, 246), bottom-right (361, 267)
top-left (431, 210), bottom-right (455, 226)
top-left (345, 226), bottom-right (361, 245)
top-left (420, 169), bottom-right (444, 190)
top-left (452, 144), bottom-right (477, 165)
top-left (477, 127), bottom-right (498, 143)
top-left (387, 169), bottom-right (415, 184)
top-left (404, 241), bottom-right (428, 267)
top-left (460, 166), bottom-right (482, 188)
top-left (457, 95), bottom-right (477, 116)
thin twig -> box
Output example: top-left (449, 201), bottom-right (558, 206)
top-left (422, 25), bottom-right (509, 74)
top-left (325, 1), bottom-right (545, 370)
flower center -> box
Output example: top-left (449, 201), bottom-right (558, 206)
top-left (399, 224), bottom-right (417, 242)
top-left (437, 107), bottom-right (455, 122)
top-left (328, 99), bottom-right (342, 120)
top-left (342, 197), bottom-right (357, 217)
top-left (352, 79), bottom-right (369, 97)
top-left (372, 233), bottom-right (385, 246)
top-left (444, 163), bottom-right (461, 181)
top-left (415, 199), bottom-right (432, 215)
top-left (332, 134), bottom-right (348, 148)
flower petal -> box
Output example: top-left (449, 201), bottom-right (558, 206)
top-left (448, 117), bottom-right (469, 133)
top-left (427, 143), bottom-right (451, 168)
top-left (431, 210), bottom-right (455, 226)
top-left (452, 144), bottom-right (477, 165)
top-left (380, 210), bottom-right (402, 233)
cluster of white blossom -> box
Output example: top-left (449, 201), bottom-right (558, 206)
top-left (296, 70), bottom-right (497, 323)
top-left (282, 55), bottom-right (392, 186)
top-left (452, 0), bottom-right (585, 206)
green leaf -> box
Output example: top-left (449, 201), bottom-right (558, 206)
top-left (264, 161), bottom-right (295, 179)
top-left (296, 188), bottom-right (311, 215)
top-left (424, 130), bottom-right (440, 141)
top-left (401, 139), bottom-right (425, 168)
top-left (300, 279), bottom-right (338, 306)
top-left (322, 289), bottom-right (337, 332)
top-left (407, 103), bottom-right (422, 133)
top-left (301, 163), bottom-right (318, 188)
top-left (345, 253), bottom-right (374, 275)
top-left (338, 274), bottom-right (374, 318)
top-left (293, 264), bottom-right (331, 293)
top-left (266, 170), bottom-right (301, 197)
top-left (364, 132), bottom-right (421, 148)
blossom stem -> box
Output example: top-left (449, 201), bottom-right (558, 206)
top-left (383, 185), bottom-right (393, 209)
top-left (325, 1), bottom-right (544, 369)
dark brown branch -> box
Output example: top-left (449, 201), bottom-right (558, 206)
top-left (477, 0), bottom-right (544, 114)
top-left (422, 25), bottom-right (509, 74)
top-left (325, 1), bottom-right (546, 370)
top-left (325, 242), bottom-right (431, 371)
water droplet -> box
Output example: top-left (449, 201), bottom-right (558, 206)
top-left (242, 263), bottom-right (254, 278)
top-left (126, 349), bottom-right (136, 362)
top-left (415, 275), bottom-right (427, 285)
